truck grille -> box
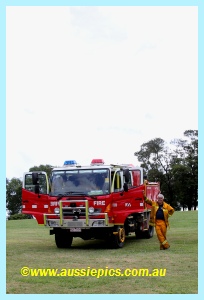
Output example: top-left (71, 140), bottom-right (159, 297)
top-left (63, 207), bottom-right (86, 217)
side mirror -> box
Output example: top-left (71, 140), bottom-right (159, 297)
top-left (124, 169), bottom-right (130, 183)
top-left (32, 173), bottom-right (40, 194)
top-left (34, 185), bottom-right (40, 194)
top-left (123, 182), bottom-right (128, 192)
top-left (32, 172), bottom-right (39, 185)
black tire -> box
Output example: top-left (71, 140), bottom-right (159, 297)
top-left (135, 230), bottom-right (143, 239)
top-left (135, 224), bottom-right (154, 239)
top-left (135, 223), bottom-right (143, 239)
top-left (145, 225), bottom-right (154, 239)
top-left (110, 226), bottom-right (126, 248)
top-left (55, 229), bottom-right (73, 248)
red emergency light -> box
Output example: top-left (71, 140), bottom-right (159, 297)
top-left (91, 159), bottom-right (105, 165)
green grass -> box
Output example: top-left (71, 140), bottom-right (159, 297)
top-left (6, 211), bottom-right (198, 294)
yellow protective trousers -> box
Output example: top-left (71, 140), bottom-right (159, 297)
top-left (155, 219), bottom-right (170, 250)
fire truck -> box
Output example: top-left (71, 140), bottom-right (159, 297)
top-left (22, 159), bottom-right (160, 248)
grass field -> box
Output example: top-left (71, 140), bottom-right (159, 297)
top-left (6, 211), bottom-right (198, 294)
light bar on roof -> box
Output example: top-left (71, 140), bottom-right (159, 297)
top-left (63, 160), bottom-right (77, 167)
top-left (91, 159), bottom-right (105, 165)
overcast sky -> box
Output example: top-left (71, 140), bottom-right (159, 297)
top-left (6, 6), bottom-right (198, 179)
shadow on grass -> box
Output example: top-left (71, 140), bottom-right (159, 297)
top-left (55, 234), bottom-right (151, 251)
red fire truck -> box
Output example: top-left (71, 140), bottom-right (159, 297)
top-left (22, 159), bottom-right (160, 248)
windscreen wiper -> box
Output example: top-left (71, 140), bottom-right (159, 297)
top-left (56, 192), bottom-right (87, 200)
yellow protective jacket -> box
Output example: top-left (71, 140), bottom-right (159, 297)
top-left (144, 197), bottom-right (174, 227)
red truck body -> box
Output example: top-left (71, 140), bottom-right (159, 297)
top-left (22, 159), bottom-right (160, 248)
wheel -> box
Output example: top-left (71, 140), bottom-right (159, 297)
top-left (55, 229), bottom-right (73, 248)
top-left (145, 225), bottom-right (154, 239)
top-left (110, 226), bottom-right (126, 248)
top-left (135, 224), bottom-right (154, 239)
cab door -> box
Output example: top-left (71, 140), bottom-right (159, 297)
top-left (22, 172), bottom-right (49, 224)
top-left (111, 169), bottom-right (144, 224)
top-left (111, 170), bottom-right (130, 224)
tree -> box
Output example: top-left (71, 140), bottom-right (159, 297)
top-left (134, 130), bottom-right (198, 210)
top-left (134, 138), bottom-right (176, 206)
top-left (134, 138), bottom-right (165, 175)
top-left (29, 164), bottom-right (53, 178)
top-left (170, 130), bottom-right (198, 210)
top-left (6, 178), bottom-right (22, 216)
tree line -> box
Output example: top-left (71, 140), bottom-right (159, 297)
top-left (6, 130), bottom-right (198, 216)
top-left (134, 130), bottom-right (198, 210)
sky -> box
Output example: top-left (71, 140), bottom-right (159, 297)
top-left (6, 5), bottom-right (198, 179)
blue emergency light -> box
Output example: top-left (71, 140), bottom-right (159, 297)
top-left (63, 160), bottom-right (77, 166)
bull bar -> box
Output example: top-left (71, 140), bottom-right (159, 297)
top-left (43, 199), bottom-right (110, 228)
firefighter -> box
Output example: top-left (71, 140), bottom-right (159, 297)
top-left (144, 192), bottom-right (174, 250)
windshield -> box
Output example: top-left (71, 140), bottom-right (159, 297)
top-left (50, 169), bottom-right (110, 196)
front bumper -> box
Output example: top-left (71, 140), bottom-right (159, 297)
top-left (43, 199), bottom-right (112, 228)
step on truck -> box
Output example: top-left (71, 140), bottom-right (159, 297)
top-left (22, 159), bottom-right (160, 248)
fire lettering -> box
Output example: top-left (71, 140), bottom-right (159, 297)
top-left (93, 201), bottom-right (105, 206)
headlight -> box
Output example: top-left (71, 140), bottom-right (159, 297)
top-left (92, 220), bottom-right (105, 227)
top-left (54, 207), bottom-right (60, 214)
top-left (89, 207), bottom-right (95, 214)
